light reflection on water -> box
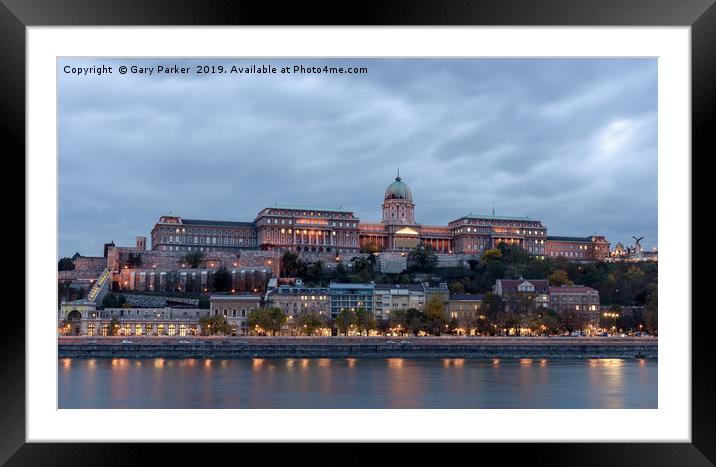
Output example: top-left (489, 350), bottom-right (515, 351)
top-left (58, 358), bottom-right (657, 409)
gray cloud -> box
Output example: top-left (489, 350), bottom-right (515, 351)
top-left (58, 58), bottom-right (657, 257)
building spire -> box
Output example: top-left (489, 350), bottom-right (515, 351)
top-left (396, 167), bottom-right (401, 181)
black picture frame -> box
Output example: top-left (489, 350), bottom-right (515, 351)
top-left (2, 0), bottom-right (714, 464)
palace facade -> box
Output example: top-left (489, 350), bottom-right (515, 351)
top-left (147, 173), bottom-right (605, 259)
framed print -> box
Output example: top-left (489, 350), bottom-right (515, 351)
top-left (3, 0), bottom-right (715, 464)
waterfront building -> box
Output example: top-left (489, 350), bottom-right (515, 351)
top-left (546, 236), bottom-right (610, 262)
top-left (494, 278), bottom-right (551, 311)
top-left (549, 286), bottom-right (600, 326)
top-left (329, 282), bottom-right (375, 318)
top-left (58, 305), bottom-right (209, 336)
top-left (447, 294), bottom-right (484, 320)
top-left (266, 283), bottom-right (330, 318)
top-left (447, 294), bottom-right (485, 335)
top-left (373, 283), bottom-right (426, 320)
top-left (210, 294), bottom-right (262, 335)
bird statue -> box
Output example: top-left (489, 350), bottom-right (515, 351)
top-left (632, 236), bottom-right (644, 245)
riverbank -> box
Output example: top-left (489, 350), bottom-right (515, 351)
top-left (58, 336), bottom-right (657, 359)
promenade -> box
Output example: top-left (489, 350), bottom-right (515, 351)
top-left (58, 336), bottom-right (658, 359)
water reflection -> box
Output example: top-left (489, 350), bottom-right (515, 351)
top-left (58, 358), bottom-right (657, 409)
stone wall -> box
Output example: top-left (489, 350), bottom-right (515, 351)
top-left (108, 247), bottom-right (281, 276)
top-left (377, 253), bottom-right (407, 273)
top-left (73, 256), bottom-right (107, 272)
top-left (115, 267), bottom-right (272, 294)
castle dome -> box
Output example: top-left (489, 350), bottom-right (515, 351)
top-left (384, 174), bottom-right (413, 201)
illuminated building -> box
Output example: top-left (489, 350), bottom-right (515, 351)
top-left (545, 236), bottom-right (610, 262)
top-left (146, 172), bottom-right (598, 259)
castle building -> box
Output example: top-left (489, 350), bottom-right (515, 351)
top-left (145, 172), bottom-right (607, 260)
top-left (545, 236), bottom-right (610, 262)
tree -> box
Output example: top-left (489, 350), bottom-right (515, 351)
top-left (102, 293), bottom-right (127, 309)
top-left (58, 257), bottom-right (75, 271)
top-left (355, 308), bottom-right (377, 336)
top-left (481, 248), bottom-right (502, 263)
top-left (449, 281), bottom-right (465, 295)
top-left (558, 310), bottom-right (588, 334)
top-left (548, 269), bottom-right (573, 287)
top-left (424, 295), bottom-right (448, 335)
top-left (281, 251), bottom-right (300, 277)
top-left (335, 309), bottom-right (357, 336)
top-left (199, 314), bottom-right (231, 336)
top-left (198, 297), bottom-right (210, 309)
top-left (211, 267), bottom-right (232, 292)
top-left (266, 307), bottom-right (287, 335)
top-left (408, 243), bottom-right (438, 272)
top-left (644, 290), bottom-right (658, 335)
top-left (106, 317), bottom-right (120, 336)
top-left (298, 312), bottom-right (325, 336)
top-left (247, 308), bottom-right (286, 336)
top-left (377, 319), bottom-right (391, 335)
top-left (360, 242), bottom-right (382, 254)
top-left (179, 251), bottom-right (205, 269)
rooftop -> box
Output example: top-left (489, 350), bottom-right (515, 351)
top-left (181, 219), bottom-right (254, 228)
top-left (547, 236), bottom-right (594, 242)
top-left (549, 286), bottom-right (598, 294)
top-left (263, 204), bottom-right (353, 214)
top-left (450, 294), bottom-right (485, 301)
top-left (329, 282), bottom-right (374, 290)
top-left (374, 283), bottom-right (425, 291)
top-left (458, 214), bottom-right (540, 222)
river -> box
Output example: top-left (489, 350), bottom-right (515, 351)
top-left (58, 357), bottom-right (656, 409)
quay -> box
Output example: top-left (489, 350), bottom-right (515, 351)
top-left (58, 336), bottom-right (658, 360)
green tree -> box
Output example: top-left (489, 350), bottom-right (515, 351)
top-left (335, 309), bottom-right (357, 336)
top-left (360, 242), bottom-right (382, 254)
top-left (355, 308), bottom-right (377, 336)
top-left (644, 290), bottom-right (658, 335)
top-left (548, 269), bottom-right (573, 287)
top-left (267, 307), bottom-right (288, 335)
top-left (107, 317), bottom-right (120, 336)
top-left (408, 243), bottom-right (438, 272)
top-left (58, 257), bottom-right (75, 271)
top-left (211, 267), bottom-right (232, 292)
top-left (247, 307), bottom-right (286, 336)
top-left (449, 281), bottom-right (465, 295)
top-left (179, 251), bottom-right (205, 269)
top-left (376, 319), bottom-right (391, 335)
top-left (199, 314), bottom-right (231, 336)
top-left (198, 297), bottom-right (210, 309)
top-left (298, 312), bottom-right (325, 336)
top-left (102, 293), bottom-right (127, 309)
top-left (424, 294), bottom-right (448, 335)
top-left (481, 248), bottom-right (502, 263)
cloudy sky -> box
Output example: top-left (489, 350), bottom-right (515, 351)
top-left (59, 58), bottom-right (657, 258)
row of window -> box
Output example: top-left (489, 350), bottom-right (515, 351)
top-left (263, 218), bottom-right (358, 228)
top-left (266, 210), bottom-right (354, 219)
top-left (86, 323), bottom-right (193, 337)
top-left (159, 227), bottom-right (254, 237)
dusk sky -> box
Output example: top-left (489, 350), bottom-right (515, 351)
top-left (59, 58), bottom-right (657, 258)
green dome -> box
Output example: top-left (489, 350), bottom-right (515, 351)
top-left (385, 176), bottom-right (413, 201)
